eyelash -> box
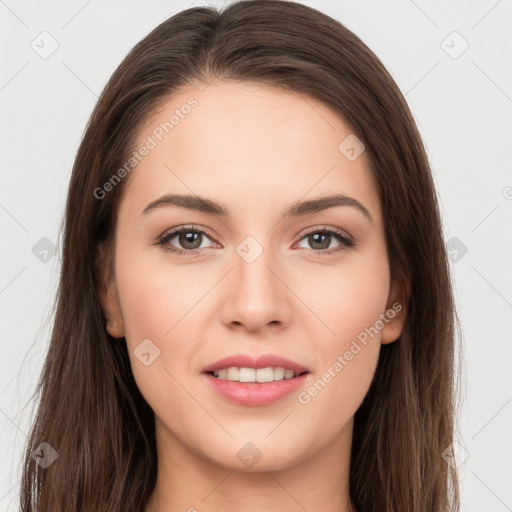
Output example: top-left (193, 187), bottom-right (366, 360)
top-left (156, 224), bottom-right (356, 257)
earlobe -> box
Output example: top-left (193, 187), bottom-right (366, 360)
top-left (96, 242), bottom-right (125, 338)
top-left (380, 315), bottom-right (405, 344)
top-left (380, 273), bottom-right (410, 345)
top-left (102, 283), bottom-right (125, 338)
top-left (106, 319), bottom-right (123, 339)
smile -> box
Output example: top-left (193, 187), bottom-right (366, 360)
top-left (208, 366), bottom-right (307, 382)
top-left (203, 370), bottom-right (310, 406)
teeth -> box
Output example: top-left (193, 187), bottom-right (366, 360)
top-left (284, 369), bottom-right (295, 379)
top-left (239, 367), bottom-right (256, 382)
top-left (211, 366), bottom-right (304, 382)
top-left (227, 367), bottom-right (239, 380)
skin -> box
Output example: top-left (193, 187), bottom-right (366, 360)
top-left (98, 80), bottom-right (407, 512)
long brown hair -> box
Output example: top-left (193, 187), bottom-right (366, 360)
top-left (19, 1), bottom-right (461, 510)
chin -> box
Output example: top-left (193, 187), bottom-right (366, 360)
top-left (203, 435), bottom-right (311, 473)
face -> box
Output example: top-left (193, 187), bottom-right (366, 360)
top-left (99, 80), bottom-right (405, 472)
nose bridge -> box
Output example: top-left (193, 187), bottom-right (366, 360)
top-left (221, 233), bottom-right (291, 330)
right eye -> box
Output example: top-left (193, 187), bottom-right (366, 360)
top-left (157, 225), bottom-right (218, 255)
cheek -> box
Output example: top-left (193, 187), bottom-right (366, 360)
top-left (112, 240), bottom-right (202, 386)
top-left (295, 338), bottom-right (380, 451)
top-left (117, 266), bottom-right (173, 341)
top-left (114, 233), bottom-right (202, 340)
top-left (296, 275), bottom-right (385, 439)
top-left (294, 247), bottom-right (390, 347)
top-left (114, 259), bottom-right (205, 428)
top-left (293, 247), bottom-right (388, 417)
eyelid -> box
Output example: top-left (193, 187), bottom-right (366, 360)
top-left (156, 224), bottom-right (219, 254)
top-left (293, 225), bottom-right (356, 255)
top-left (297, 224), bottom-right (354, 243)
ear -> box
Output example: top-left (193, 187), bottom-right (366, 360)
top-left (95, 241), bottom-right (125, 338)
top-left (380, 272), bottom-right (410, 345)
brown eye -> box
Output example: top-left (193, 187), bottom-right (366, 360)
top-left (295, 228), bottom-right (355, 255)
top-left (157, 225), bottom-right (356, 257)
top-left (158, 226), bottom-right (215, 254)
top-left (175, 230), bottom-right (204, 250)
top-left (306, 232), bottom-right (332, 250)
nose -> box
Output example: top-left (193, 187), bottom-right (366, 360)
top-left (220, 245), bottom-right (293, 333)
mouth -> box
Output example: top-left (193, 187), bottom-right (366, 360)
top-left (201, 354), bottom-right (310, 405)
top-left (204, 367), bottom-right (309, 383)
top-left (202, 367), bottom-right (311, 406)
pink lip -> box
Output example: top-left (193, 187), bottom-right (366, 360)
top-left (201, 353), bottom-right (309, 373)
top-left (202, 372), bottom-right (309, 406)
top-left (201, 353), bottom-right (310, 407)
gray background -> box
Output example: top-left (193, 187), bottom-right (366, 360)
top-left (1, 0), bottom-right (511, 510)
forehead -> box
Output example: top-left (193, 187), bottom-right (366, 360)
top-left (120, 80), bottom-right (382, 226)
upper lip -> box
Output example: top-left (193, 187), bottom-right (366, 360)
top-left (202, 354), bottom-right (309, 373)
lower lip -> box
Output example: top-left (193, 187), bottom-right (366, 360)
top-left (203, 372), bottom-right (309, 406)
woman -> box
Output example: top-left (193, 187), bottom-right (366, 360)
top-left (19, 1), bottom-right (461, 510)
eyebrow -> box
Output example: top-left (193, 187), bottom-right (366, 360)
top-left (142, 193), bottom-right (373, 224)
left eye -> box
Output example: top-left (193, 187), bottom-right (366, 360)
top-left (157, 226), bottom-right (355, 255)
top-left (295, 229), bottom-right (355, 253)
